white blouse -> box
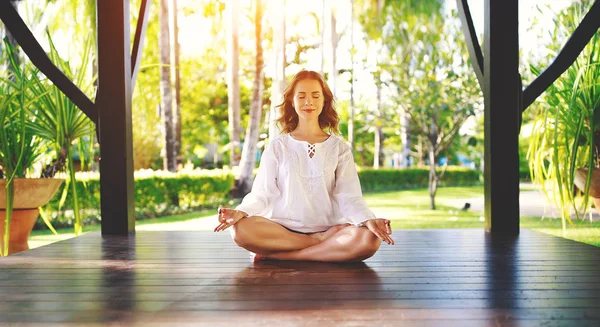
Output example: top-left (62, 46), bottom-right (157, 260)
top-left (235, 134), bottom-right (376, 233)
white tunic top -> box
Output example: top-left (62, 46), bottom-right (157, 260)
top-left (235, 134), bottom-right (376, 233)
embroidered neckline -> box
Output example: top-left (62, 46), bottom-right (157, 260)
top-left (287, 133), bottom-right (332, 146)
top-left (287, 134), bottom-right (332, 159)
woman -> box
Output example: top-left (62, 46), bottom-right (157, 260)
top-left (215, 70), bottom-right (394, 262)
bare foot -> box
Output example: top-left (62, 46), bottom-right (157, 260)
top-left (309, 223), bottom-right (351, 242)
top-left (250, 252), bottom-right (267, 262)
top-left (254, 253), bottom-right (266, 262)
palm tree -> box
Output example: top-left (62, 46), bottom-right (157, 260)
top-left (159, 0), bottom-right (176, 172)
top-left (172, 0), bottom-right (182, 166)
top-left (320, 0), bottom-right (326, 75)
top-left (349, 0), bottom-right (356, 151)
top-left (227, 0), bottom-right (241, 166)
top-left (235, 0), bottom-right (264, 197)
top-left (373, 0), bottom-right (384, 169)
top-left (268, 0), bottom-right (285, 141)
top-left (357, 0), bottom-right (443, 168)
top-left (329, 4), bottom-right (339, 97)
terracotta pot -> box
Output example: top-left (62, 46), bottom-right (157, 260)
top-left (0, 178), bottom-right (64, 255)
top-left (573, 168), bottom-right (600, 210)
top-left (0, 178), bottom-right (64, 209)
top-left (0, 209), bottom-right (40, 254)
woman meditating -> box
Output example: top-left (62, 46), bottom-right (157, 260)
top-left (214, 70), bottom-right (394, 262)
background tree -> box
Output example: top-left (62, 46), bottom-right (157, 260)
top-left (226, 0), bottom-right (241, 166)
top-left (267, 0), bottom-right (285, 142)
top-left (131, 1), bottom-right (163, 170)
top-left (159, 0), bottom-right (176, 172)
top-left (391, 14), bottom-right (481, 209)
top-left (348, 0), bottom-right (356, 151)
top-left (172, 0), bottom-right (182, 167)
top-left (235, 0), bottom-right (264, 197)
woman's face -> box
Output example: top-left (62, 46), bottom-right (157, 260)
top-left (292, 79), bottom-right (324, 121)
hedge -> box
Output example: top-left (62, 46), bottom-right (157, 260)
top-left (358, 167), bottom-right (481, 192)
top-left (38, 169), bottom-right (235, 229)
top-left (36, 167), bottom-right (480, 229)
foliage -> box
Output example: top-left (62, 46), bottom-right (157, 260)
top-left (0, 41), bottom-right (47, 180)
top-left (131, 1), bottom-right (165, 170)
top-left (527, 0), bottom-right (600, 228)
top-left (0, 40), bottom-right (49, 256)
top-left (25, 34), bottom-right (96, 236)
top-left (358, 167), bottom-right (481, 192)
top-left (37, 170), bottom-right (235, 228)
top-left (378, 8), bottom-right (482, 208)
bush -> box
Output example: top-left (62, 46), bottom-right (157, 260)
top-left (36, 167), bottom-right (480, 229)
top-left (358, 167), bottom-right (481, 192)
top-left (37, 169), bottom-right (234, 229)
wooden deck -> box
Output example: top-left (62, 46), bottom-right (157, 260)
top-left (1, 229), bottom-right (600, 326)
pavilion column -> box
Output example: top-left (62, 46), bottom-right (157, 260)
top-left (96, 0), bottom-right (136, 235)
top-left (483, 0), bottom-right (520, 235)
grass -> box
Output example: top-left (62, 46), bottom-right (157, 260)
top-left (27, 185), bottom-right (600, 249)
top-left (363, 186), bottom-right (600, 247)
top-left (28, 209), bottom-right (216, 249)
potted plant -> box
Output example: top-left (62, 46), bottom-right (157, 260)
top-left (0, 41), bottom-right (63, 255)
top-left (1, 35), bottom-right (95, 255)
top-left (528, 1), bottom-right (600, 229)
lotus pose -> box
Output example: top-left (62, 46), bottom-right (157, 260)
top-left (215, 70), bottom-right (394, 262)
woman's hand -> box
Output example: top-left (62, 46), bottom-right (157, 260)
top-left (214, 207), bottom-right (248, 232)
top-left (364, 219), bottom-right (394, 245)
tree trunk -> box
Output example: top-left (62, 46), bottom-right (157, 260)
top-left (329, 5), bottom-right (338, 97)
top-left (428, 117), bottom-right (439, 210)
top-left (172, 0), bottom-right (182, 167)
top-left (227, 0), bottom-right (241, 166)
top-left (235, 0), bottom-right (264, 197)
top-left (268, 0), bottom-right (285, 141)
top-left (400, 109), bottom-right (411, 167)
top-left (372, 1), bottom-right (384, 169)
top-left (428, 147), bottom-right (438, 210)
top-left (159, 0), bottom-right (176, 172)
top-left (348, 0), bottom-right (355, 151)
top-left (320, 0), bottom-right (326, 75)
top-left (373, 79), bottom-right (383, 169)
top-left (85, 0), bottom-right (97, 90)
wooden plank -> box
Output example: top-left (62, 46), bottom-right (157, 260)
top-left (456, 0), bottom-right (484, 89)
top-left (131, 0), bottom-right (152, 88)
top-left (3, 282), bottom-right (600, 295)
top-left (483, 0), bottom-right (520, 235)
top-left (0, 230), bottom-right (599, 325)
top-left (1, 310), bottom-right (600, 326)
top-left (96, 0), bottom-right (136, 235)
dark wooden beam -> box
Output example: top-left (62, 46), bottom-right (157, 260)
top-left (456, 0), bottom-right (484, 89)
top-left (522, 0), bottom-right (600, 110)
top-left (97, 0), bottom-right (135, 235)
top-left (484, 0), bottom-right (520, 236)
top-left (131, 0), bottom-right (152, 89)
top-left (0, 1), bottom-right (98, 123)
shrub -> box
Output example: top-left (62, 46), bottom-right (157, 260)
top-left (358, 167), bottom-right (481, 192)
top-left (36, 169), bottom-right (234, 229)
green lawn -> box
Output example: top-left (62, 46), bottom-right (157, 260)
top-left (28, 185), bottom-right (600, 249)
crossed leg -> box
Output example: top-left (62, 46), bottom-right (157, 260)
top-left (230, 216), bottom-right (381, 262)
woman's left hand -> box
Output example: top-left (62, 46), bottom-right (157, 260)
top-left (364, 219), bottom-right (394, 245)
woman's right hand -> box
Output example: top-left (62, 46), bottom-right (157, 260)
top-left (214, 207), bottom-right (248, 232)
